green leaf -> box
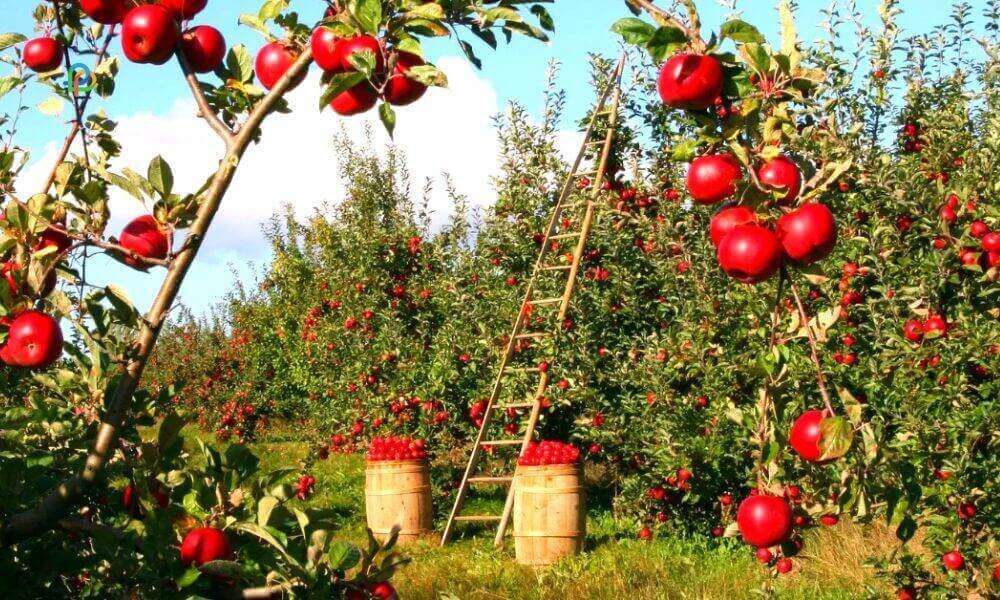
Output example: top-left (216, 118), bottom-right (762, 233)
top-left (346, 49), bottom-right (377, 78)
top-left (227, 45), bottom-right (254, 83)
top-left (182, 491), bottom-right (209, 520)
top-left (379, 103), bottom-right (396, 138)
top-left (645, 26), bottom-right (688, 62)
top-left (318, 72), bottom-right (366, 110)
top-left (257, 495), bottom-right (280, 527)
top-left (106, 284), bottom-right (139, 326)
top-left (740, 43), bottom-right (771, 74)
top-left (610, 18), bottom-right (655, 45)
top-left (238, 14), bottom-right (270, 37)
top-left (406, 64), bottom-right (448, 87)
top-left (818, 415), bottom-right (854, 460)
top-left (351, 0), bottom-right (382, 35)
top-left (37, 96), bottom-right (64, 117)
top-left (670, 139), bottom-right (700, 162)
top-left (176, 566), bottom-right (201, 588)
top-left (720, 19), bottom-right (765, 43)
top-left (405, 3), bottom-right (445, 20)
top-left (531, 5), bottom-right (555, 32)
top-left (157, 412), bottom-right (186, 451)
top-left (199, 560), bottom-right (247, 581)
top-left (326, 541), bottom-right (361, 570)
top-left (0, 33), bottom-right (27, 51)
top-left (0, 76), bottom-right (22, 101)
top-left (147, 155), bottom-right (173, 197)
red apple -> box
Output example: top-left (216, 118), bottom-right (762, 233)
top-left (179, 527), bottom-right (233, 566)
top-left (737, 494), bottom-right (793, 547)
top-left (383, 51), bottom-right (427, 106)
top-left (330, 82), bottom-right (378, 116)
top-left (982, 231), bottom-right (1000, 252)
top-left (922, 314), bottom-right (947, 338)
top-left (657, 53), bottom-right (724, 111)
top-left (333, 35), bottom-right (384, 74)
top-left (0, 310), bottom-right (63, 369)
top-left (80, 0), bottom-right (129, 24)
top-left (35, 226), bottom-right (72, 254)
top-left (969, 221), bottom-right (988, 238)
top-left (941, 550), bottom-right (965, 571)
top-left (119, 215), bottom-right (170, 267)
top-left (255, 42), bottom-right (303, 91)
top-left (755, 547), bottom-right (773, 563)
top-left (757, 155), bottom-right (802, 203)
top-left (311, 26), bottom-right (341, 72)
top-left (896, 586), bottom-right (916, 600)
top-left (717, 224), bottom-right (783, 284)
top-left (709, 205), bottom-right (758, 247)
top-left (789, 409), bottom-right (830, 462)
top-left (776, 557), bottom-right (793, 574)
top-left (903, 319), bottom-right (923, 342)
top-left (23, 37), bottom-right (63, 73)
top-left (776, 203), bottom-right (837, 265)
top-left (158, 0), bottom-right (208, 20)
top-left (2, 261), bottom-right (57, 299)
top-left (687, 154), bottom-right (742, 204)
top-left (181, 25), bottom-right (226, 73)
top-left (121, 5), bottom-right (180, 65)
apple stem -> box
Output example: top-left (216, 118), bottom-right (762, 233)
top-left (787, 272), bottom-right (835, 416)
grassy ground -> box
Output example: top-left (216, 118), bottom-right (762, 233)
top-left (246, 430), bottom-right (892, 599)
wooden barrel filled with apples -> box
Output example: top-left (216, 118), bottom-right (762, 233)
top-left (364, 436), bottom-right (432, 545)
top-left (512, 441), bottom-right (586, 566)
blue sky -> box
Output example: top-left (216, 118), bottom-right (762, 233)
top-left (1, 0), bottom-right (976, 316)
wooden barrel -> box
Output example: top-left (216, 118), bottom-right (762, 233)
top-left (512, 463), bottom-right (586, 566)
top-left (364, 459), bottom-right (432, 545)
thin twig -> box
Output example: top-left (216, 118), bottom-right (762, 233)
top-left (175, 43), bottom-right (235, 146)
top-left (787, 272), bottom-right (835, 415)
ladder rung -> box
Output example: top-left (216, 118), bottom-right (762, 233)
top-left (528, 297), bottom-right (561, 305)
top-left (541, 264), bottom-right (572, 271)
top-left (586, 138), bottom-right (605, 145)
top-left (468, 476), bottom-right (513, 484)
top-left (455, 515), bottom-right (502, 522)
top-left (595, 109), bottom-right (612, 117)
top-left (561, 201), bottom-right (589, 210)
top-left (514, 332), bottom-right (549, 340)
top-left (480, 439), bottom-right (523, 446)
top-left (497, 402), bottom-right (534, 409)
top-left (550, 232), bottom-right (581, 240)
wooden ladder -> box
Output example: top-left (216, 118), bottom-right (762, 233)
top-left (440, 54), bottom-right (627, 548)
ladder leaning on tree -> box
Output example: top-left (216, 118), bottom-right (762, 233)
top-left (440, 53), bottom-right (628, 548)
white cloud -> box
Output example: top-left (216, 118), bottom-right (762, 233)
top-left (16, 56), bottom-right (504, 313)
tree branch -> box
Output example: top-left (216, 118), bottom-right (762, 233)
top-left (623, 0), bottom-right (706, 51)
top-left (0, 47), bottom-right (317, 546)
top-left (175, 43), bottom-right (235, 147)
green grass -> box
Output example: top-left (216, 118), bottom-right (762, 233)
top-left (244, 432), bottom-right (887, 599)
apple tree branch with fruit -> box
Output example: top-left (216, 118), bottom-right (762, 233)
top-left (0, 0), bottom-right (551, 595)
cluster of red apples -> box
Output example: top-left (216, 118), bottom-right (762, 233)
top-left (366, 436), bottom-right (428, 462)
top-left (517, 440), bottom-right (581, 466)
top-left (658, 53), bottom-right (837, 284)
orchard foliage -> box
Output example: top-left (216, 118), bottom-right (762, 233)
top-left (0, 0), bottom-right (550, 596)
top-left (150, 0), bottom-right (998, 596)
